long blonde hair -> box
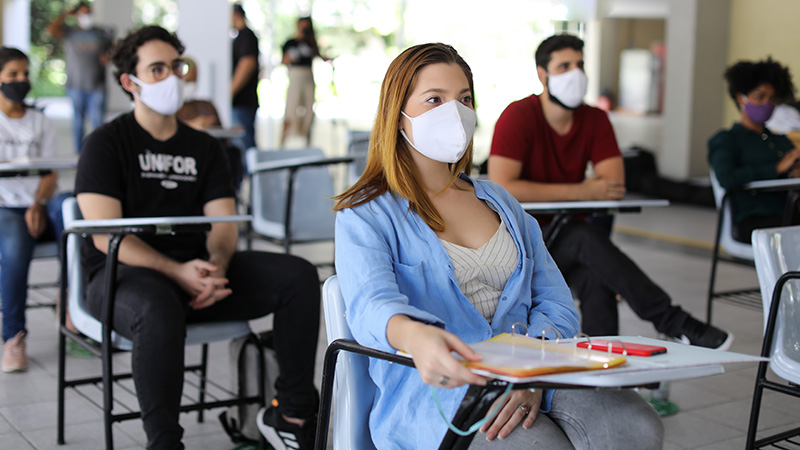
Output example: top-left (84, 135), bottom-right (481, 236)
top-left (333, 43), bottom-right (475, 232)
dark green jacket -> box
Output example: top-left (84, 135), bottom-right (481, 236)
top-left (708, 123), bottom-right (795, 223)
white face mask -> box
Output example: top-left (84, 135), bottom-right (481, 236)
top-left (547, 68), bottom-right (587, 109)
top-left (76, 13), bottom-right (93, 30)
top-left (129, 74), bottom-right (185, 116)
top-left (400, 100), bottom-right (476, 164)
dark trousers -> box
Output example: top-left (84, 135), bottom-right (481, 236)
top-left (86, 251), bottom-right (320, 450)
top-left (734, 214), bottom-right (800, 244)
top-left (548, 221), bottom-right (688, 336)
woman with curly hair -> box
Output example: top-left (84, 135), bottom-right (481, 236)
top-left (708, 57), bottom-right (800, 243)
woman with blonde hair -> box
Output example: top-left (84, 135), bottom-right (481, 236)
top-left (333, 43), bottom-right (663, 449)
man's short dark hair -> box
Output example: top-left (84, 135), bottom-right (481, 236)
top-left (724, 57), bottom-right (795, 109)
top-left (535, 34), bottom-right (584, 69)
top-left (111, 26), bottom-right (185, 99)
top-left (233, 3), bottom-right (246, 18)
top-left (72, 2), bottom-right (90, 14)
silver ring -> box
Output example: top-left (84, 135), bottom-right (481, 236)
top-left (439, 376), bottom-right (449, 387)
top-left (518, 405), bottom-right (530, 415)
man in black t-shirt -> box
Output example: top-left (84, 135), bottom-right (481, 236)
top-left (231, 3), bottom-right (259, 152)
top-left (76, 26), bottom-right (320, 450)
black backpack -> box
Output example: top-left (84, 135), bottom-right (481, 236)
top-left (219, 330), bottom-right (280, 444)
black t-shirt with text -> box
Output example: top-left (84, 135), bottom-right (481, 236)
top-left (75, 112), bottom-right (235, 276)
top-left (232, 27), bottom-right (260, 108)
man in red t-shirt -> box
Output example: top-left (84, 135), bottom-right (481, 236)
top-left (489, 34), bottom-right (731, 350)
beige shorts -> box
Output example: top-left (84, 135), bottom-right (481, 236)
top-left (285, 66), bottom-right (315, 136)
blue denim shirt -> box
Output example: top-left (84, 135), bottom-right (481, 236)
top-left (334, 176), bottom-right (579, 449)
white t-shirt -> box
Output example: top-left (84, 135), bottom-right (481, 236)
top-left (0, 108), bottom-right (56, 207)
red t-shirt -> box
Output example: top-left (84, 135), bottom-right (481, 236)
top-left (490, 94), bottom-right (620, 183)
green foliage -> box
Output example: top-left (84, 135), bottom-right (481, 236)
top-left (29, 0), bottom-right (73, 97)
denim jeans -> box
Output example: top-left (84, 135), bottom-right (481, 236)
top-left (231, 105), bottom-right (258, 153)
top-left (466, 389), bottom-right (664, 449)
top-left (66, 87), bottom-right (106, 153)
top-left (85, 251), bottom-right (320, 450)
top-left (0, 192), bottom-right (71, 341)
top-left (548, 221), bottom-right (688, 336)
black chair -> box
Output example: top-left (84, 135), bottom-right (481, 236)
top-left (56, 197), bottom-right (266, 449)
top-left (706, 170), bottom-right (800, 324)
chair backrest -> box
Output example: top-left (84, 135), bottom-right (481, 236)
top-left (751, 226), bottom-right (800, 384)
top-left (346, 130), bottom-right (370, 184)
top-left (246, 148), bottom-right (336, 243)
top-left (322, 276), bottom-right (377, 450)
top-left (709, 169), bottom-right (754, 260)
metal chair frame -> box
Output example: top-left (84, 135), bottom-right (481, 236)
top-left (56, 199), bottom-right (266, 450)
top-left (746, 271), bottom-right (800, 449)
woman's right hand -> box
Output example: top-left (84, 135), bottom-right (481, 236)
top-left (387, 315), bottom-right (488, 388)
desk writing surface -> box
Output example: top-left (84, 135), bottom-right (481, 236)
top-left (744, 178), bottom-right (800, 190)
top-left (521, 199), bottom-right (670, 212)
top-left (469, 336), bottom-right (765, 386)
top-left (205, 127), bottom-right (245, 139)
top-left (0, 156), bottom-right (79, 172)
top-left (69, 215), bottom-right (251, 230)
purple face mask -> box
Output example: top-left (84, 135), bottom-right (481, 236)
top-left (742, 98), bottom-right (775, 125)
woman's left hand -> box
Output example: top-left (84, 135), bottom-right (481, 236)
top-left (25, 204), bottom-right (47, 238)
top-left (479, 388), bottom-right (543, 441)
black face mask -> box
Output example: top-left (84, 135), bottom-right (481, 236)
top-left (0, 81), bottom-right (31, 103)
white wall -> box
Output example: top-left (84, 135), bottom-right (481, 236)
top-left (177, 0), bottom-right (233, 127)
top-left (2, 0), bottom-right (30, 52)
top-left (597, 0), bottom-right (730, 179)
top-left (93, 0), bottom-right (134, 114)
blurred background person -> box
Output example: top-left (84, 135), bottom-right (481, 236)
top-left (281, 16), bottom-right (326, 147)
top-left (182, 56), bottom-right (198, 101)
top-left (177, 99), bottom-right (244, 191)
top-left (230, 2), bottom-right (260, 152)
top-left (0, 47), bottom-right (70, 372)
top-left (47, 1), bottom-right (113, 153)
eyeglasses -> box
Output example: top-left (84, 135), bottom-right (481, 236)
top-left (140, 60), bottom-right (190, 81)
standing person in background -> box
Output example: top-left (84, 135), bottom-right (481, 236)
top-left (0, 47), bottom-right (70, 373)
top-left (231, 3), bottom-right (259, 152)
top-left (47, 1), bottom-right (113, 153)
top-left (281, 16), bottom-right (324, 147)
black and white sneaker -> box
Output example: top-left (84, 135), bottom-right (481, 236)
top-left (256, 406), bottom-right (316, 450)
top-left (672, 316), bottom-right (733, 351)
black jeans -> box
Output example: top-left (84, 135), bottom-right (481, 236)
top-left (548, 221), bottom-right (688, 336)
top-left (86, 251), bottom-right (320, 450)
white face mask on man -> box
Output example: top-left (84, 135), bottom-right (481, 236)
top-left (547, 68), bottom-right (588, 109)
top-left (129, 74), bottom-right (185, 116)
top-left (76, 13), bottom-right (93, 30)
top-left (400, 100), bottom-right (477, 164)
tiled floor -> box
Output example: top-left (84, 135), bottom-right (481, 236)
top-left (2, 104), bottom-right (799, 449)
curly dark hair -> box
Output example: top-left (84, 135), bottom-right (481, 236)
top-left (724, 57), bottom-right (795, 109)
top-left (111, 25), bottom-right (185, 99)
top-left (0, 47), bottom-right (28, 73)
top-left (535, 34), bottom-right (584, 69)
